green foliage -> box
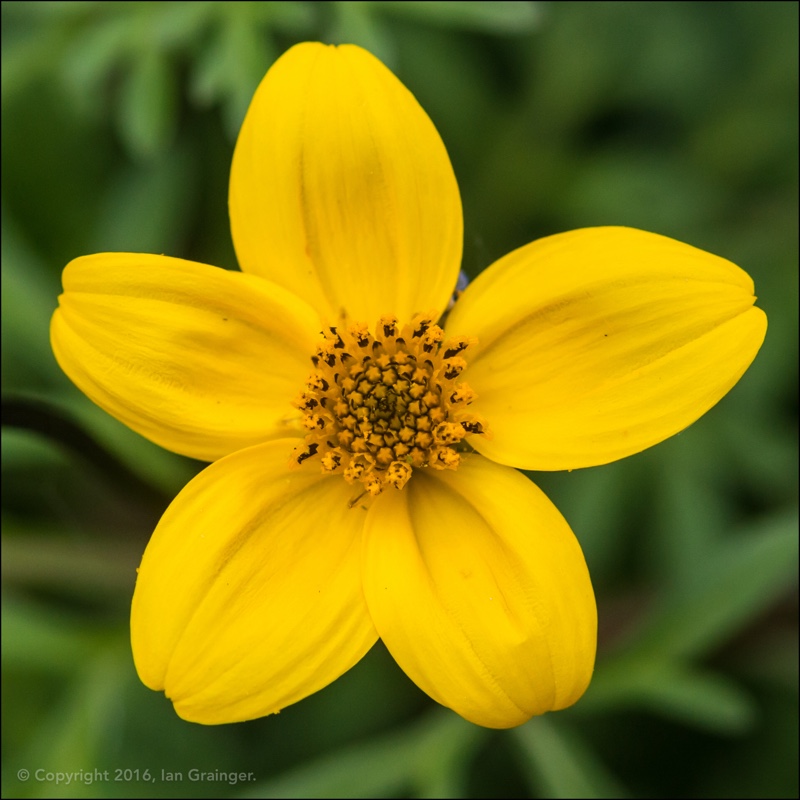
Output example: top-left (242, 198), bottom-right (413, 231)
top-left (513, 716), bottom-right (629, 799)
top-left (2, 2), bottom-right (797, 798)
top-left (240, 711), bottom-right (482, 798)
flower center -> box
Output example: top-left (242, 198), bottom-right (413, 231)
top-left (290, 314), bottom-right (487, 498)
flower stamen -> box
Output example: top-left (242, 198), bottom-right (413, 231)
top-left (290, 314), bottom-right (488, 497)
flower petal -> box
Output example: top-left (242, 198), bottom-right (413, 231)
top-left (51, 253), bottom-right (321, 461)
top-left (132, 439), bottom-right (377, 724)
top-left (446, 227), bottom-right (767, 470)
top-left (362, 455), bottom-right (596, 729)
top-left (230, 42), bottom-right (463, 324)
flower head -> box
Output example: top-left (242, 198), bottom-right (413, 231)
top-left (50, 43), bottom-right (766, 728)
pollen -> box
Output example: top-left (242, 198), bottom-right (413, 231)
top-left (290, 314), bottom-right (488, 498)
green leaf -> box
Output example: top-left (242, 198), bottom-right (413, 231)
top-left (1, 427), bottom-right (69, 472)
top-left (646, 428), bottom-right (733, 593)
top-left (329, 2), bottom-right (397, 67)
top-left (579, 511), bottom-right (797, 731)
top-left (0, 211), bottom-right (63, 392)
top-left (628, 668), bottom-right (757, 734)
top-left (89, 139), bottom-right (196, 254)
top-left (534, 457), bottom-right (644, 586)
top-left (410, 712), bottom-right (484, 798)
top-left (116, 49), bottom-right (178, 160)
top-left (0, 25), bottom-right (66, 100)
top-left (377, 1), bottom-right (541, 33)
top-left (2, 527), bottom-right (142, 602)
top-left (513, 716), bottom-right (629, 799)
top-left (3, 1), bottom-right (103, 20)
top-left (241, 710), bottom-right (483, 799)
top-left (191, 9), bottom-right (275, 138)
top-left (146, 1), bottom-right (217, 50)
top-left (719, 411), bottom-right (799, 505)
top-left (60, 12), bottom-right (134, 113)
top-left (19, 643), bottom-right (131, 799)
top-left (0, 596), bottom-right (104, 674)
top-left (633, 510), bottom-right (799, 662)
top-left (251, 0), bottom-right (318, 32)
top-left (583, 662), bottom-right (757, 735)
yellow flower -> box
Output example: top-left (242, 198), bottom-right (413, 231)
top-left (50, 43), bottom-right (766, 729)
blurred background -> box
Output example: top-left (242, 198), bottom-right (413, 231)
top-left (2, 2), bottom-right (797, 797)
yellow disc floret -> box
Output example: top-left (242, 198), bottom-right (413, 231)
top-left (290, 314), bottom-right (488, 498)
